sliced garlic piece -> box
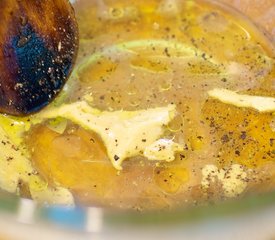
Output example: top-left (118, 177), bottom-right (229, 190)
top-left (144, 139), bottom-right (184, 162)
top-left (38, 102), bottom-right (177, 170)
top-left (208, 88), bottom-right (275, 112)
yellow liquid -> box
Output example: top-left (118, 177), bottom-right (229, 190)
top-left (26, 0), bottom-right (274, 210)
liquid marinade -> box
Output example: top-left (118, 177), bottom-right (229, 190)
top-left (2, 0), bottom-right (274, 210)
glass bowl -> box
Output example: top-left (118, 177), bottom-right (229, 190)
top-left (0, 0), bottom-right (274, 239)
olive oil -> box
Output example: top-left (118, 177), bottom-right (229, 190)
top-left (22, 0), bottom-right (275, 209)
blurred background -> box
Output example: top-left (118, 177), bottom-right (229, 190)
top-left (1, 192), bottom-right (275, 240)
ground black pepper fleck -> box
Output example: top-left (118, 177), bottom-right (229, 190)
top-left (235, 150), bottom-right (241, 156)
top-left (164, 48), bottom-right (171, 57)
top-left (221, 134), bottom-right (230, 143)
top-left (240, 131), bottom-right (247, 140)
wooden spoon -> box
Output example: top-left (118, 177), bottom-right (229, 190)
top-left (0, 0), bottom-right (78, 116)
